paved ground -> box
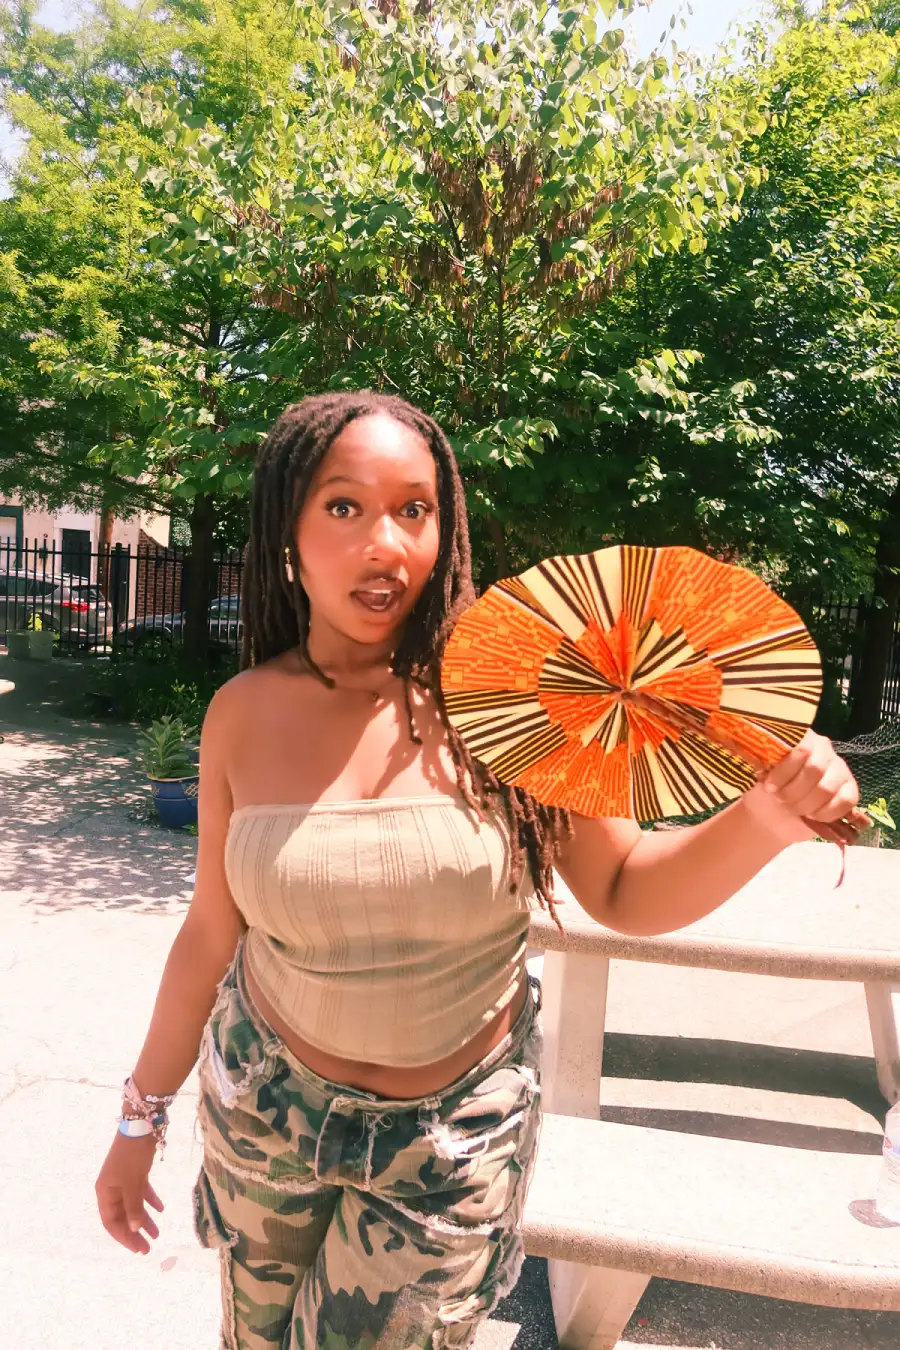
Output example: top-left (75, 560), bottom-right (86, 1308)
top-left (2, 651), bottom-right (899, 1350)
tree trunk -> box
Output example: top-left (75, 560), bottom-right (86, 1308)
top-left (97, 499), bottom-right (115, 599)
top-left (848, 483), bottom-right (900, 734)
top-left (184, 493), bottom-right (217, 667)
top-left (486, 515), bottom-right (509, 583)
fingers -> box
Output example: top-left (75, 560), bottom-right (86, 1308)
top-left (96, 1185), bottom-right (153, 1255)
top-left (124, 1185), bottom-right (161, 1242)
top-left (96, 1174), bottom-right (163, 1254)
top-left (786, 771), bottom-right (859, 824)
top-left (809, 818), bottom-right (858, 846)
top-left (132, 1205), bottom-right (161, 1242)
top-left (96, 1133), bottom-right (162, 1255)
top-left (145, 1181), bottom-right (165, 1214)
top-left (762, 731), bottom-right (860, 824)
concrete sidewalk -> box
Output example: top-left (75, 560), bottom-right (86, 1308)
top-left (2, 652), bottom-right (899, 1349)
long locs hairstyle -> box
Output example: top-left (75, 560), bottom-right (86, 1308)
top-left (242, 391), bottom-right (570, 920)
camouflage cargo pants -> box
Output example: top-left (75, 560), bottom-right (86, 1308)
top-left (193, 942), bottom-right (543, 1349)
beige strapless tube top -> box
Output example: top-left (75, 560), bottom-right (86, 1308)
top-left (224, 796), bottom-right (540, 1067)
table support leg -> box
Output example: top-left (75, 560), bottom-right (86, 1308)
top-left (549, 1259), bottom-right (650, 1350)
top-left (540, 950), bottom-right (609, 1119)
top-left (865, 982), bottom-right (900, 1104)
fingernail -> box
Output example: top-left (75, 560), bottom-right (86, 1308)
top-left (129, 1219), bottom-right (142, 1232)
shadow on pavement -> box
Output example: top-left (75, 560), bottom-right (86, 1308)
top-left (625, 1278), bottom-right (900, 1349)
top-left (1, 660), bottom-right (195, 912)
top-left (600, 1102), bottom-right (883, 1154)
top-left (606, 1030), bottom-right (897, 1346)
top-left (604, 1031), bottom-right (887, 1124)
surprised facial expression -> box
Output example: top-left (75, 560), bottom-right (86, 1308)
top-left (294, 414), bottom-right (441, 647)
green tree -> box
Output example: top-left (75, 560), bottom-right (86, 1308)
top-left (0, 0), bottom-right (349, 656)
top-left (600, 5), bottom-right (900, 729)
top-left (6, 0), bottom-right (852, 667)
top-left (0, 98), bottom-right (159, 520)
top-left (127, 0), bottom-right (773, 576)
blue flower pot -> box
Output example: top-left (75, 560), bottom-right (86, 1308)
top-left (148, 775), bottom-right (199, 828)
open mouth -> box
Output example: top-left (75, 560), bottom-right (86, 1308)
top-left (351, 582), bottom-right (406, 615)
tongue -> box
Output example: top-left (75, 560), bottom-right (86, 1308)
top-left (355, 591), bottom-right (395, 611)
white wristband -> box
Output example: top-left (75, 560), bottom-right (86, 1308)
top-left (117, 1116), bottom-right (155, 1138)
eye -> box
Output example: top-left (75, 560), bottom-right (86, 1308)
top-left (402, 501), bottom-right (434, 520)
top-left (325, 498), bottom-right (359, 519)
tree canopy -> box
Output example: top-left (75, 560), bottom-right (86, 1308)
top-left (1, 0), bottom-right (898, 719)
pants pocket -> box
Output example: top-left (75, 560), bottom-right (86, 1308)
top-left (193, 1167), bottom-right (238, 1251)
top-left (429, 1061), bottom-right (540, 1165)
top-left (201, 979), bottom-right (279, 1111)
top-left (193, 1168), bottom-right (241, 1350)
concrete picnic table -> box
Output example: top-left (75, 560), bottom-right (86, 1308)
top-left (531, 840), bottom-right (900, 1115)
top-left (526, 840), bottom-right (900, 1346)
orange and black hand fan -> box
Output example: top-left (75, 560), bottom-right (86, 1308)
top-left (442, 544), bottom-right (863, 846)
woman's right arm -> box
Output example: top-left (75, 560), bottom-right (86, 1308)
top-left (95, 682), bottom-right (247, 1254)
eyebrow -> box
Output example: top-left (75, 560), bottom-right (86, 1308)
top-left (317, 475), bottom-right (435, 491)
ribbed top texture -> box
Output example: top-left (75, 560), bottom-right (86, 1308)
top-left (225, 795), bottom-right (538, 1067)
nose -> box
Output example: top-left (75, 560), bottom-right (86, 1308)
top-left (366, 512), bottom-right (405, 563)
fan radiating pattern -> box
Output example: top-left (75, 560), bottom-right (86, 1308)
top-left (441, 545), bottom-right (823, 820)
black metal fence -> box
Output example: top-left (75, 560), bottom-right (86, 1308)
top-left (0, 537), bottom-right (245, 657)
top-left (783, 594), bottom-right (900, 724)
top-left (4, 537), bottom-right (900, 722)
top-left (810, 596), bottom-right (865, 705)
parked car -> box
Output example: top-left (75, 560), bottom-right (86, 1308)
top-left (207, 595), bottom-right (243, 647)
top-left (119, 595), bottom-right (243, 650)
top-left (0, 569), bottom-right (112, 649)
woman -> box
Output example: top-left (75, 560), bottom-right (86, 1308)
top-left (96, 391), bottom-right (859, 1349)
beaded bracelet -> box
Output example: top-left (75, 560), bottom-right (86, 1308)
top-left (121, 1075), bottom-right (178, 1156)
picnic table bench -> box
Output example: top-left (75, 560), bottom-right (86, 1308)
top-left (522, 841), bottom-right (900, 1348)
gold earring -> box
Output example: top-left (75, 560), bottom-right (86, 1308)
top-left (284, 547), bottom-right (294, 584)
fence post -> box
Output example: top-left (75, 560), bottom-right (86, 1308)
top-left (110, 544), bottom-right (125, 654)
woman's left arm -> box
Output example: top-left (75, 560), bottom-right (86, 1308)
top-left (555, 731), bottom-right (860, 938)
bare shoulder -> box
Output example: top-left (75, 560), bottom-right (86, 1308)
top-left (202, 654), bottom-right (307, 747)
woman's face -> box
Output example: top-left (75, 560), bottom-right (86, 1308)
top-left (294, 414), bottom-right (441, 648)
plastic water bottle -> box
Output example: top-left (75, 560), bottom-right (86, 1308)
top-left (876, 1101), bottom-right (900, 1223)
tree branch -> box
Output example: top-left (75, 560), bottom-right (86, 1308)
top-left (440, 197), bottom-right (464, 260)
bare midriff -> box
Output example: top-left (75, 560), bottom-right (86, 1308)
top-left (244, 964), bottom-right (529, 1100)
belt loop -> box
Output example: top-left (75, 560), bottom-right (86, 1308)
top-left (417, 1094), bottom-right (442, 1124)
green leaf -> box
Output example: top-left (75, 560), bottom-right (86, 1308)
top-left (866, 799), bottom-right (896, 831)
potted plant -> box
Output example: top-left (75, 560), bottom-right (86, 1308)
top-left (137, 715), bottom-right (199, 828)
top-left (7, 611), bottom-right (55, 661)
